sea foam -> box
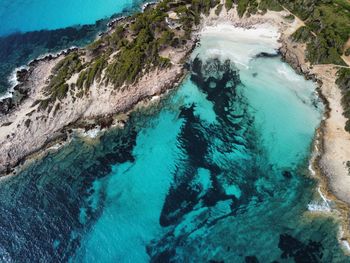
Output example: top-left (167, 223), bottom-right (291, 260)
top-left (0, 66), bottom-right (27, 100)
top-left (307, 187), bottom-right (331, 213)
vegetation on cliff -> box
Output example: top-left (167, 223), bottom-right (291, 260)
top-left (36, 0), bottom-right (350, 135)
top-left (286, 0), bottom-right (350, 135)
top-left (337, 68), bottom-right (350, 132)
top-left (224, 0), bottom-right (281, 17)
top-left (38, 0), bottom-right (221, 113)
top-left (290, 0), bottom-right (350, 66)
top-left (81, 0), bottom-right (218, 91)
top-left (37, 52), bottom-right (83, 110)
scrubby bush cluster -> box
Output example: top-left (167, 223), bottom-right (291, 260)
top-left (46, 52), bottom-right (83, 100)
top-left (223, 0), bottom-right (349, 66)
top-left (284, 0), bottom-right (350, 134)
top-left (101, 0), bottom-right (220, 84)
top-left (288, 0), bottom-right (350, 65)
top-left (38, 52), bottom-right (83, 111)
top-left (101, 0), bottom-right (219, 88)
top-left (224, 0), bottom-right (281, 17)
top-left (336, 68), bottom-right (350, 132)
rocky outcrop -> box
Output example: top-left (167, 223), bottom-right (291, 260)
top-left (279, 40), bottom-right (319, 83)
top-left (0, 37), bottom-right (195, 175)
top-left (0, 98), bottom-right (13, 115)
top-left (0, 47), bottom-right (79, 116)
top-left (279, 41), bottom-right (303, 74)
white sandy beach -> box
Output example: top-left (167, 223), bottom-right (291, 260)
top-left (200, 5), bottom-right (350, 247)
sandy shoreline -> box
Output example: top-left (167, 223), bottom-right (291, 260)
top-left (0, 1), bottom-right (350, 251)
top-left (199, 5), bottom-right (350, 250)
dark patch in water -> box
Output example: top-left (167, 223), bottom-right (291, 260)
top-left (0, 123), bottom-right (138, 261)
top-left (149, 249), bottom-right (176, 263)
top-left (282, 170), bottom-right (292, 179)
top-left (150, 57), bottom-right (261, 261)
top-left (245, 256), bottom-right (259, 263)
top-left (179, 104), bottom-right (209, 165)
top-left (159, 58), bottom-right (245, 227)
top-left (254, 52), bottom-right (279, 59)
top-left (191, 57), bottom-right (241, 121)
top-left (278, 233), bottom-right (323, 263)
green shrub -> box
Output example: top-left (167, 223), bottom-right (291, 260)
top-left (285, 14), bottom-right (295, 21)
top-left (158, 56), bottom-right (171, 68)
top-left (225, 0), bottom-right (233, 10)
top-left (336, 68), bottom-right (350, 133)
top-left (281, 0), bottom-right (350, 65)
top-left (38, 99), bottom-right (50, 111)
top-left (158, 30), bottom-right (175, 46)
top-left (259, 0), bottom-right (282, 12)
top-left (237, 0), bottom-right (249, 17)
top-left (292, 26), bottom-right (312, 43)
top-left (45, 52), bottom-right (83, 102)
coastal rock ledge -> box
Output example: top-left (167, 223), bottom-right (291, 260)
top-left (0, 14), bottom-right (196, 174)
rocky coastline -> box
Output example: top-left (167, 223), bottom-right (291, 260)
top-left (0, 6), bottom-right (198, 175)
top-left (0, 47), bottom-right (79, 115)
top-left (0, 45), bottom-right (195, 176)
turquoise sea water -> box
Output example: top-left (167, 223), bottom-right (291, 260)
top-left (0, 26), bottom-right (348, 261)
top-left (0, 0), bottom-right (141, 36)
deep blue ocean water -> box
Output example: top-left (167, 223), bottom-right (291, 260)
top-left (0, 1), bottom-right (348, 262)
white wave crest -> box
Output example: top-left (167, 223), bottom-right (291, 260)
top-left (84, 128), bottom-right (101, 138)
top-left (307, 201), bottom-right (331, 212)
top-left (308, 187), bottom-right (331, 213)
top-left (0, 66), bottom-right (28, 101)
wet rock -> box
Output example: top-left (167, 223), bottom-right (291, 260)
top-left (0, 97), bottom-right (13, 115)
top-left (24, 119), bottom-right (31, 128)
top-left (16, 68), bottom-right (29, 82)
top-left (279, 43), bottom-right (301, 74)
top-left (278, 233), bottom-right (323, 262)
